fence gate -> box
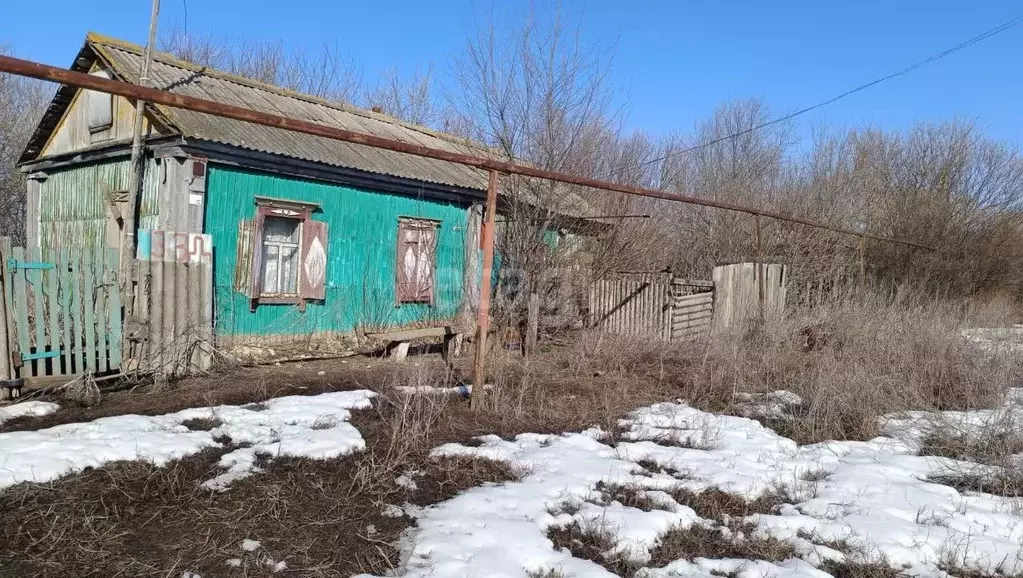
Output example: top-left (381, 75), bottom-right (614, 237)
top-left (588, 271), bottom-right (673, 340)
top-left (670, 279), bottom-right (714, 341)
top-left (0, 239), bottom-right (121, 383)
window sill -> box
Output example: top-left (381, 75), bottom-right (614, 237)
top-left (249, 295), bottom-right (306, 312)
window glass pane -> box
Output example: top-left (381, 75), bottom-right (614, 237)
top-left (280, 245), bottom-right (299, 294)
top-left (261, 244), bottom-right (280, 293)
top-left (264, 217), bottom-right (300, 243)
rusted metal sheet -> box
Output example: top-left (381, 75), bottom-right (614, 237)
top-left (0, 50), bottom-right (936, 250)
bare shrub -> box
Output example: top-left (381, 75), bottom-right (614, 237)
top-left (691, 291), bottom-right (1021, 442)
top-left (647, 523), bottom-right (797, 567)
top-left (181, 416), bottom-right (223, 431)
top-left (546, 522), bottom-right (642, 577)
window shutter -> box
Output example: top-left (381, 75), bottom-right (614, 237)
top-left (300, 220), bottom-right (328, 300)
top-left (396, 224), bottom-right (417, 303)
top-left (234, 219), bottom-right (255, 297)
top-left (416, 227), bottom-right (435, 304)
top-left (396, 219), bottom-right (437, 304)
top-left (249, 211), bottom-right (267, 301)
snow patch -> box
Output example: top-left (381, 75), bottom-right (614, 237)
top-left (0, 391), bottom-right (374, 491)
top-left (358, 391), bottom-right (1023, 577)
top-left (0, 401), bottom-right (60, 425)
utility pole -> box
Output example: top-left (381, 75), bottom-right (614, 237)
top-left (119, 0), bottom-right (160, 306)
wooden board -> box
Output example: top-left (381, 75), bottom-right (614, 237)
top-left (366, 326), bottom-right (458, 342)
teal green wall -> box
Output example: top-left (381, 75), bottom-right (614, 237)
top-left (205, 164), bottom-right (470, 337)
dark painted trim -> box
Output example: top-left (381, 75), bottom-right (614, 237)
top-left (18, 135), bottom-right (185, 173)
top-left (179, 139), bottom-right (487, 206)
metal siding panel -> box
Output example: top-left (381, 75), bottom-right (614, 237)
top-left (38, 158), bottom-right (162, 262)
top-left (205, 164), bottom-right (468, 337)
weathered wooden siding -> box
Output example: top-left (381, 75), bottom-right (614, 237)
top-left (588, 272), bottom-right (673, 340)
top-left (670, 279), bottom-right (714, 341)
top-left (205, 164), bottom-right (470, 338)
top-left (35, 157), bottom-right (160, 262)
top-left (712, 263), bottom-right (787, 330)
top-left (41, 65), bottom-right (159, 157)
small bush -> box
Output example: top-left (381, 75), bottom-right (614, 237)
top-left (180, 416), bottom-right (223, 431)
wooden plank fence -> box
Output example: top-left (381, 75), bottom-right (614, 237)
top-left (0, 229), bottom-right (215, 391)
top-left (587, 264), bottom-right (788, 341)
top-left (712, 262), bottom-right (787, 330)
top-left (129, 229), bottom-right (214, 377)
top-left (671, 279), bottom-right (714, 341)
top-left (0, 239), bottom-right (121, 383)
top-left (588, 272), bottom-right (673, 340)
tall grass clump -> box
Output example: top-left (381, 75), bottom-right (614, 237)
top-left (694, 290), bottom-right (1022, 442)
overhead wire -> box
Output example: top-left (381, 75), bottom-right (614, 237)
top-left (618, 13), bottom-right (1023, 175)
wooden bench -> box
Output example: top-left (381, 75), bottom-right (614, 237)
top-left (366, 326), bottom-right (463, 362)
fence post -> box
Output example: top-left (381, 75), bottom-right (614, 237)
top-left (0, 238), bottom-right (11, 391)
top-left (754, 214), bottom-right (765, 323)
top-left (525, 292), bottom-right (539, 357)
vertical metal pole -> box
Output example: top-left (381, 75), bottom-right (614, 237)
top-left (119, 0), bottom-right (160, 306)
top-left (471, 170), bottom-right (499, 409)
top-left (755, 213), bottom-right (765, 322)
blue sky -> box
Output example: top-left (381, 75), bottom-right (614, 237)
top-left (2, 1), bottom-right (1021, 147)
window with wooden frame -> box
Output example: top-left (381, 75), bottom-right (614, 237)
top-left (396, 218), bottom-right (439, 305)
top-left (86, 69), bottom-right (114, 138)
top-left (235, 197), bottom-right (328, 309)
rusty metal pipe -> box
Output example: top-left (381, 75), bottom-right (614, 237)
top-left (471, 170), bottom-right (499, 407)
top-left (0, 54), bottom-right (936, 252)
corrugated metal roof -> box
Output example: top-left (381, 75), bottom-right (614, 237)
top-left (87, 34), bottom-right (491, 192)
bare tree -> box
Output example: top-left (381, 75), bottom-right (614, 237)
top-left (364, 67), bottom-right (444, 126)
top-left (452, 6), bottom-right (641, 331)
top-left (0, 44), bottom-right (49, 244)
top-left (159, 23), bottom-right (363, 103)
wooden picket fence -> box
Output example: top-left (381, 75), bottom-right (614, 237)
top-left (0, 229), bottom-right (215, 390)
top-left (127, 229), bottom-right (214, 376)
top-left (0, 240), bottom-right (121, 382)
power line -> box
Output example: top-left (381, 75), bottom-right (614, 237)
top-left (625, 13), bottom-right (1023, 174)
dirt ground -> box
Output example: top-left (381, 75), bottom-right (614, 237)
top-left (0, 341), bottom-right (685, 577)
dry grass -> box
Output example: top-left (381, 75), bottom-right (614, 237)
top-left (691, 292), bottom-right (1022, 442)
top-left (180, 416), bottom-right (223, 431)
top-left (0, 376), bottom-right (521, 577)
top-left (2, 289), bottom-right (1019, 574)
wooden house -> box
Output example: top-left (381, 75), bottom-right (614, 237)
top-left (17, 33), bottom-right (509, 352)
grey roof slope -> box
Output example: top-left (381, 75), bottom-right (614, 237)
top-left (88, 33), bottom-right (490, 192)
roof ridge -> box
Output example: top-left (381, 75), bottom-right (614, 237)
top-left (84, 32), bottom-right (479, 151)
